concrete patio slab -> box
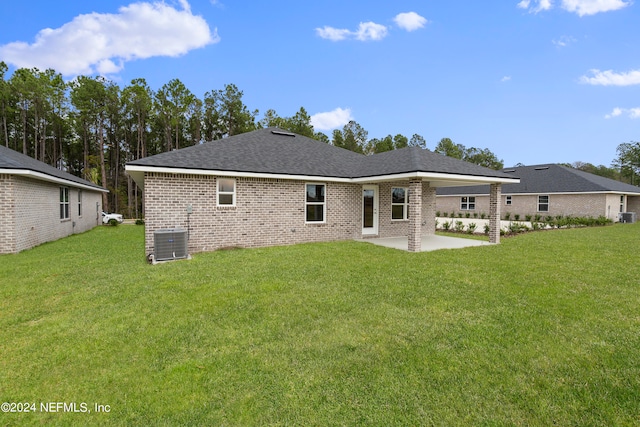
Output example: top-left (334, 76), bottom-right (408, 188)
top-left (357, 234), bottom-right (493, 252)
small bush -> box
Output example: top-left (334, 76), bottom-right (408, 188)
top-left (504, 212), bottom-right (511, 221)
top-left (480, 213), bottom-right (487, 219)
top-left (442, 221), bottom-right (451, 231)
top-left (108, 218), bottom-right (119, 227)
top-left (135, 219), bottom-right (145, 225)
top-left (483, 224), bottom-right (490, 234)
top-left (454, 221), bottom-right (465, 233)
top-left (514, 214), bottom-right (520, 221)
top-left (525, 215), bottom-right (532, 222)
top-left (436, 211), bottom-right (441, 217)
top-left (450, 212), bottom-right (455, 218)
top-left (473, 213), bottom-right (478, 219)
top-left (457, 213), bottom-right (463, 218)
top-left (465, 212), bottom-right (471, 218)
top-left (467, 223), bottom-right (477, 234)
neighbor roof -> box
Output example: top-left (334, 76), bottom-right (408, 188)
top-left (437, 164), bottom-right (640, 195)
top-left (126, 128), bottom-right (519, 188)
top-left (0, 145), bottom-right (107, 192)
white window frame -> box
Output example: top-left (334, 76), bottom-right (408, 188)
top-left (505, 195), bottom-right (512, 206)
top-left (217, 178), bottom-right (236, 207)
top-left (460, 196), bottom-right (476, 210)
top-left (60, 187), bottom-right (70, 220)
top-left (305, 183), bottom-right (326, 224)
top-left (538, 195), bottom-right (549, 212)
top-left (78, 190), bottom-right (83, 217)
top-left (391, 187), bottom-right (409, 221)
top-left (620, 195), bottom-right (625, 213)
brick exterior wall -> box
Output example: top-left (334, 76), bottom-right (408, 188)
top-left (627, 196), bottom-right (640, 216)
top-left (143, 173), bottom-right (364, 256)
top-left (489, 184), bottom-right (501, 244)
top-left (0, 175), bottom-right (103, 254)
top-left (407, 179), bottom-right (423, 252)
top-left (437, 192), bottom-right (635, 221)
top-left (0, 175), bottom-right (16, 253)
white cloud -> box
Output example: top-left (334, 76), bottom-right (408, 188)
top-left (605, 107), bottom-right (640, 119)
top-left (580, 69), bottom-right (640, 86)
top-left (517, 0), bottom-right (630, 15)
top-left (0, 1), bottom-right (217, 76)
top-left (393, 12), bottom-right (428, 31)
top-left (552, 35), bottom-right (576, 47)
top-left (310, 108), bottom-right (353, 131)
top-left (518, 0), bottom-right (552, 13)
top-left (501, 76), bottom-right (512, 82)
top-left (316, 22), bottom-right (388, 42)
top-left (561, 0), bottom-right (630, 16)
top-left (355, 22), bottom-right (388, 41)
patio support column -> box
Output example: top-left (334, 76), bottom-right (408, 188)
top-left (489, 183), bottom-right (502, 244)
top-left (408, 179), bottom-right (423, 252)
top-left (423, 182), bottom-right (437, 236)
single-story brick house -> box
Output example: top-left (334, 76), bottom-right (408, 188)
top-left (126, 128), bottom-right (519, 256)
top-left (436, 164), bottom-right (640, 221)
top-left (0, 145), bottom-right (107, 254)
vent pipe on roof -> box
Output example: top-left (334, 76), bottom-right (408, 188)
top-left (271, 130), bottom-right (295, 137)
top-left (534, 166), bottom-right (549, 170)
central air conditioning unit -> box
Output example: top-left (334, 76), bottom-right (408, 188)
top-left (154, 229), bottom-right (188, 262)
top-left (619, 212), bottom-right (637, 223)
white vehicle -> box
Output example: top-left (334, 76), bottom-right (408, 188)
top-left (102, 211), bottom-right (124, 224)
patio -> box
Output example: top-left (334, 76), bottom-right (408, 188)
top-left (357, 234), bottom-right (493, 252)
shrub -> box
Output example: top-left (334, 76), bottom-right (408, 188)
top-left (436, 211), bottom-right (441, 217)
top-left (514, 214), bottom-right (520, 221)
top-left (454, 221), bottom-right (465, 233)
top-left (480, 213), bottom-right (487, 219)
top-left (535, 214), bottom-right (542, 222)
top-left (108, 218), bottom-right (119, 227)
top-left (457, 213), bottom-right (463, 218)
top-left (504, 212), bottom-right (511, 221)
top-left (473, 213), bottom-right (478, 218)
top-left (465, 212), bottom-right (471, 218)
top-left (483, 224), bottom-right (490, 234)
top-left (525, 215), bottom-right (532, 222)
top-left (135, 219), bottom-right (145, 225)
top-left (467, 223), bottom-right (477, 234)
top-left (450, 212), bottom-right (455, 218)
top-left (442, 221), bottom-right (451, 231)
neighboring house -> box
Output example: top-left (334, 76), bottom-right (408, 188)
top-left (0, 145), bottom-right (107, 254)
top-left (436, 164), bottom-right (640, 221)
top-left (126, 128), bottom-right (519, 255)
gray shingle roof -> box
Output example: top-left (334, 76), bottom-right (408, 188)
top-left (0, 144), bottom-right (105, 191)
top-left (437, 164), bottom-right (640, 195)
top-left (127, 128), bottom-right (516, 181)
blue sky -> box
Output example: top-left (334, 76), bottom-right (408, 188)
top-left (1, 0), bottom-right (638, 167)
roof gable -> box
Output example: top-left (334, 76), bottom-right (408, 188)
top-left (0, 145), bottom-right (106, 191)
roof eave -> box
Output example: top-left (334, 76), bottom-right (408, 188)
top-left (1, 168), bottom-right (108, 193)
top-left (125, 165), bottom-right (520, 187)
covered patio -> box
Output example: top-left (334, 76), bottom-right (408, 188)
top-left (357, 234), bottom-right (493, 252)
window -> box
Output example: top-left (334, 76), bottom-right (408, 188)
top-left (461, 196), bottom-right (475, 210)
top-left (391, 187), bottom-right (409, 220)
top-left (60, 187), bottom-right (69, 219)
top-left (538, 195), bottom-right (549, 212)
top-left (620, 195), bottom-right (625, 213)
top-left (217, 178), bottom-right (236, 206)
top-left (505, 195), bottom-right (512, 206)
top-left (306, 183), bottom-right (325, 223)
top-left (78, 190), bottom-right (83, 217)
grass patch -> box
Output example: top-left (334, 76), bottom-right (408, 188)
top-left (1, 224), bottom-right (640, 425)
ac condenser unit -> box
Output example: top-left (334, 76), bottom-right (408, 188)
top-left (620, 212), bottom-right (637, 224)
top-left (154, 229), bottom-right (188, 261)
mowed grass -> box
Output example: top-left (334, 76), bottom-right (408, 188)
top-left (1, 224), bottom-right (640, 426)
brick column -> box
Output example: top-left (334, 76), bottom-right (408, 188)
top-left (489, 183), bottom-right (501, 244)
top-left (408, 179), bottom-right (423, 252)
top-left (423, 182), bottom-right (437, 236)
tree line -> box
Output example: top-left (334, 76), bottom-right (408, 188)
top-left (1, 62), bottom-right (636, 217)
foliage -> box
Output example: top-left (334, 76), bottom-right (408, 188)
top-left (466, 222), bottom-right (477, 234)
top-left (434, 137), bottom-right (504, 170)
top-left (454, 220), bottom-right (465, 232)
top-left (108, 218), bottom-right (119, 226)
top-left (135, 219), bottom-right (145, 225)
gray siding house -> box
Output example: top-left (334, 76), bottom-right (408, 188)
top-left (126, 128), bottom-right (519, 256)
top-left (0, 145), bottom-right (107, 254)
top-left (436, 164), bottom-right (640, 221)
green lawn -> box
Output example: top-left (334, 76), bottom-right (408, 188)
top-left (1, 224), bottom-right (639, 426)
